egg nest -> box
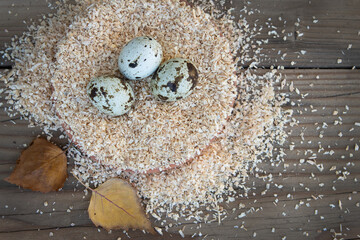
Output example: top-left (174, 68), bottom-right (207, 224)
top-left (4, 0), bottom-right (292, 214)
top-left (51, 0), bottom-right (237, 173)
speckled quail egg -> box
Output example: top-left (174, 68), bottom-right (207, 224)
top-left (87, 76), bottom-right (135, 116)
top-left (118, 36), bottom-right (163, 80)
top-left (150, 58), bottom-right (199, 101)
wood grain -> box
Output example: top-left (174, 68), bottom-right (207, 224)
top-left (0, 1), bottom-right (360, 239)
top-left (230, 0), bottom-right (360, 68)
top-left (0, 69), bottom-right (359, 239)
top-left (1, 0), bottom-right (360, 68)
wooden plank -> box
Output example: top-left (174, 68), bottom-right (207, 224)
top-left (0, 69), bottom-right (360, 240)
top-left (0, 227), bottom-right (193, 240)
top-left (1, 0), bottom-right (360, 68)
top-left (231, 0), bottom-right (360, 68)
top-left (0, 188), bottom-right (359, 240)
top-left (0, 0), bottom-right (58, 67)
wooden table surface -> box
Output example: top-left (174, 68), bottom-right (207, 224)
top-left (1, 0), bottom-right (360, 239)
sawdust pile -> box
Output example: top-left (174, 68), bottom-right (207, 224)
top-left (1, 0), bottom-right (291, 219)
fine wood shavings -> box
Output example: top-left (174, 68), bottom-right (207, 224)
top-left (52, 0), bottom-right (238, 173)
top-left (2, 0), bottom-right (292, 225)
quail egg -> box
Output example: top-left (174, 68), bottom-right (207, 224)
top-left (118, 36), bottom-right (163, 80)
top-left (87, 76), bottom-right (135, 116)
top-left (150, 58), bottom-right (199, 101)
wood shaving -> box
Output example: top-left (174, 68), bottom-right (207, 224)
top-left (52, 0), bottom-right (238, 172)
top-left (2, 0), bottom-right (291, 222)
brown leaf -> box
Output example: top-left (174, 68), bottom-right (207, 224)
top-left (88, 178), bottom-right (154, 233)
top-left (5, 138), bottom-right (67, 193)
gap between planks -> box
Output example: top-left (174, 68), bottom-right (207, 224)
top-left (0, 70), bottom-right (359, 239)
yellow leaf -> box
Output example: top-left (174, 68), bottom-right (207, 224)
top-left (5, 138), bottom-right (67, 193)
top-left (88, 178), bottom-right (154, 233)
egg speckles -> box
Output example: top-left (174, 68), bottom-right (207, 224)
top-left (150, 58), bottom-right (199, 101)
top-left (87, 76), bottom-right (135, 116)
top-left (118, 36), bottom-right (163, 80)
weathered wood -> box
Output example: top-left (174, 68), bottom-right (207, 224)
top-left (0, 69), bottom-right (359, 239)
top-left (0, 189), bottom-right (359, 240)
top-left (0, 0), bottom-right (56, 67)
top-left (1, 0), bottom-right (360, 68)
top-left (1, 2), bottom-right (360, 240)
top-left (0, 228), bottom-right (193, 240)
top-left (231, 0), bottom-right (360, 68)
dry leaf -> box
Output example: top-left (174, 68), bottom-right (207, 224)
top-left (5, 138), bottom-right (67, 193)
top-left (88, 178), bottom-right (154, 233)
